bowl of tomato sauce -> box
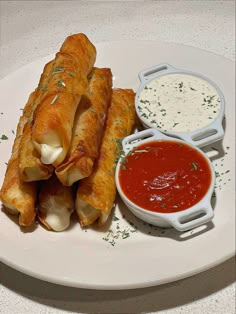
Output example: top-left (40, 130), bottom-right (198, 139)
top-left (115, 128), bottom-right (215, 232)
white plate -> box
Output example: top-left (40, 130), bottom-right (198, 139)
top-left (0, 41), bottom-right (235, 290)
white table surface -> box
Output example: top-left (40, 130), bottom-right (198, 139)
top-left (0, 1), bottom-right (235, 313)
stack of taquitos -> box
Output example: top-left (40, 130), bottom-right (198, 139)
top-left (38, 67), bottom-right (112, 231)
top-left (0, 33), bottom-right (136, 231)
top-left (0, 33), bottom-right (96, 227)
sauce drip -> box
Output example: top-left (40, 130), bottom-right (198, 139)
top-left (119, 141), bottom-right (212, 213)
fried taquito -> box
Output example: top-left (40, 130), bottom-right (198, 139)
top-left (31, 33), bottom-right (96, 167)
top-left (0, 93), bottom-right (37, 226)
top-left (38, 174), bottom-right (74, 232)
top-left (75, 89), bottom-right (136, 226)
top-left (55, 68), bottom-right (112, 186)
top-left (18, 60), bottom-right (54, 182)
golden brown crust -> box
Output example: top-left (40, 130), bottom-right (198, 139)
top-left (55, 68), bottom-right (112, 185)
top-left (32, 92), bottom-right (82, 166)
top-left (0, 92), bottom-right (37, 226)
top-left (18, 60), bottom-right (54, 182)
top-left (31, 33), bottom-right (97, 167)
top-left (76, 88), bottom-right (136, 226)
top-left (60, 34), bottom-right (96, 76)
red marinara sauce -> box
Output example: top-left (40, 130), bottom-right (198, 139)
top-left (118, 140), bottom-right (212, 213)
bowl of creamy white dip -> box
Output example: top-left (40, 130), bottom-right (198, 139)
top-left (135, 63), bottom-right (225, 147)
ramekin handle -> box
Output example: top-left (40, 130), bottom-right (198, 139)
top-left (169, 204), bottom-right (214, 232)
top-left (138, 63), bottom-right (177, 83)
top-left (122, 128), bottom-right (169, 154)
top-left (179, 122), bottom-right (224, 148)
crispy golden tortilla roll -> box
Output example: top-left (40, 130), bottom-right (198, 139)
top-left (60, 34), bottom-right (96, 76)
top-left (38, 175), bottom-right (74, 232)
top-left (55, 68), bottom-right (112, 186)
top-left (76, 89), bottom-right (136, 226)
top-left (31, 34), bottom-right (96, 167)
top-left (0, 92), bottom-right (37, 226)
top-left (19, 60), bottom-right (54, 182)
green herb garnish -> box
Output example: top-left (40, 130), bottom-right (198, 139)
top-left (88, 108), bottom-right (96, 113)
top-left (173, 123), bottom-right (179, 128)
top-left (67, 72), bottom-right (75, 77)
top-left (1, 134), bottom-right (8, 140)
top-left (179, 82), bottom-right (183, 89)
top-left (52, 67), bottom-right (64, 75)
top-left (57, 79), bottom-right (66, 88)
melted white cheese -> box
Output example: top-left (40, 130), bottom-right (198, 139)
top-left (137, 73), bottom-right (221, 132)
top-left (40, 144), bottom-right (63, 164)
top-left (44, 199), bottom-right (71, 232)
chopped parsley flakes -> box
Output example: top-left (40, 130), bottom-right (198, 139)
top-left (0, 134), bottom-right (8, 140)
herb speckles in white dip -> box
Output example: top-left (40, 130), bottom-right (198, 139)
top-left (137, 73), bottom-right (221, 132)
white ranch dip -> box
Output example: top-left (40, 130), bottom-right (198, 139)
top-left (137, 73), bottom-right (221, 132)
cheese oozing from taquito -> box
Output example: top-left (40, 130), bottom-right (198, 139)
top-left (55, 68), bottom-right (112, 186)
top-left (18, 60), bottom-right (54, 182)
top-left (38, 175), bottom-right (74, 231)
top-left (75, 89), bottom-right (136, 226)
top-left (31, 33), bottom-right (96, 167)
top-left (0, 92), bottom-right (38, 226)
